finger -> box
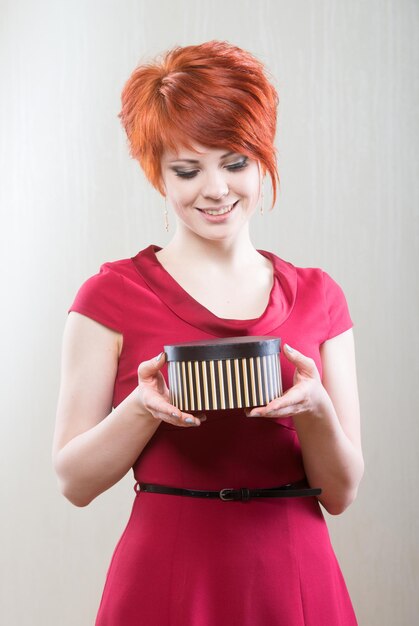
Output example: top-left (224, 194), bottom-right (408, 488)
top-left (265, 404), bottom-right (298, 418)
top-left (246, 403), bottom-right (299, 419)
top-left (146, 394), bottom-right (204, 427)
top-left (194, 412), bottom-right (207, 422)
top-left (246, 388), bottom-right (304, 418)
top-left (172, 410), bottom-right (206, 427)
top-left (153, 410), bottom-right (202, 427)
top-left (138, 351), bottom-right (166, 381)
top-left (283, 344), bottom-right (319, 378)
top-left (266, 388), bottom-right (304, 412)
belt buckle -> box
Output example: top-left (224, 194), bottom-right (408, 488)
top-left (219, 488), bottom-right (235, 501)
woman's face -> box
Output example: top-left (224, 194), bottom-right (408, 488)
top-left (160, 143), bottom-right (262, 241)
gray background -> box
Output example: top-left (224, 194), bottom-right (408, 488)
top-left (1, 1), bottom-right (418, 624)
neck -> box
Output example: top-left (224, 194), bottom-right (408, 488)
top-left (160, 223), bottom-right (262, 270)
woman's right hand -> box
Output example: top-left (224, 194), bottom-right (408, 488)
top-left (137, 352), bottom-right (205, 427)
top-left (54, 316), bottom-right (205, 506)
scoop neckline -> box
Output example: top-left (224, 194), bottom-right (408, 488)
top-left (131, 244), bottom-right (297, 337)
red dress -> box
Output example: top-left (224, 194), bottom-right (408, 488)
top-left (69, 245), bottom-right (357, 626)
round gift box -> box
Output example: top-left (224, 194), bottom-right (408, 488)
top-left (164, 336), bottom-right (282, 411)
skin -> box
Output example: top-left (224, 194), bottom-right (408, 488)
top-left (53, 143), bottom-right (364, 513)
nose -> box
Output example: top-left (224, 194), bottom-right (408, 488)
top-left (200, 169), bottom-right (229, 201)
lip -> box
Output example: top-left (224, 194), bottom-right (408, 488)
top-left (196, 200), bottom-right (239, 222)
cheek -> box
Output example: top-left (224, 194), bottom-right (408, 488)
top-left (169, 183), bottom-right (198, 209)
top-left (234, 166), bottom-right (262, 202)
top-left (240, 178), bottom-right (261, 204)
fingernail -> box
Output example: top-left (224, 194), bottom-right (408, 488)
top-left (156, 351), bottom-right (164, 361)
top-left (171, 412), bottom-right (180, 419)
top-left (185, 417), bottom-right (199, 426)
top-left (249, 412), bottom-right (262, 417)
top-left (284, 344), bottom-right (293, 353)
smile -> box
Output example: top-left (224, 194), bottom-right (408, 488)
top-left (197, 202), bottom-right (238, 216)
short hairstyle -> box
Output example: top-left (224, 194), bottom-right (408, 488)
top-left (118, 40), bottom-right (279, 205)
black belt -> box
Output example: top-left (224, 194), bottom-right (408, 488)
top-left (135, 480), bottom-right (321, 502)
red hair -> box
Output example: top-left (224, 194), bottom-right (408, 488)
top-left (118, 41), bottom-right (279, 205)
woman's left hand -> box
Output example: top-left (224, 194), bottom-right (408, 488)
top-left (246, 344), bottom-right (332, 420)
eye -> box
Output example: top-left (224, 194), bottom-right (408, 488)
top-left (226, 158), bottom-right (248, 172)
top-left (173, 169), bottom-right (199, 179)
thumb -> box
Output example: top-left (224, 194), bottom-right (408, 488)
top-left (283, 344), bottom-right (319, 378)
top-left (137, 351), bottom-right (166, 380)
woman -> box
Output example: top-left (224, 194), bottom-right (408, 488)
top-left (53, 41), bottom-right (364, 625)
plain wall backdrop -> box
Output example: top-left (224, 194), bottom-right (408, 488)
top-left (1, 1), bottom-right (418, 624)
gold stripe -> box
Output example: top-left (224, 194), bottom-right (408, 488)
top-left (264, 355), bottom-right (270, 402)
top-left (242, 358), bottom-right (250, 407)
top-left (169, 363), bottom-right (177, 406)
top-left (272, 354), bottom-right (278, 397)
top-left (268, 354), bottom-right (275, 400)
top-left (209, 360), bottom-right (217, 410)
top-left (262, 356), bottom-right (270, 405)
top-left (272, 354), bottom-right (281, 398)
top-left (194, 361), bottom-right (202, 411)
top-left (256, 356), bottom-right (263, 406)
top-left (218, 360), bottom-right (226, 409)
top-left (181, 361), bottom-right (188, 411)
top-left (176, 361), bottom-right (182, 409)
top-left (168, 364), bottom-right (172, 404)
top-left (226, 359), bottom-right (234, 408)
top-left (234, 359), bottom-right (242, 408)
top-left (249, 358), bottom-right (257, 406)
top-left (202, 361), bottom-right (209, 410)
top-left (276, 354), bottom-right (283, 395)
top-left (187, 361), bottom-right (195, 411)
top-left (272, 354), bottom-right (280, 398)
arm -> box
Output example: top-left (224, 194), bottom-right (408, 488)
top-left (52, 312), bottom-right (202, 507)
top-left (247, 330), bottom-right (364, 515)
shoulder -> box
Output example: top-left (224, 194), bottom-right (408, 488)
top-left (295, 265), bottom-right (353, 340)
top-left (265, 250), bottom-right (347, 293)
top-left (67, 257), bottom-right (134, 333)
top-left (262, 250), bottom-right (353, 340)
top-left (295, 264), bottom-right (346, 297)
top-left (72, 259), bottom-right (128, 302)
top-left (262, 249), bottom-right (346, 293)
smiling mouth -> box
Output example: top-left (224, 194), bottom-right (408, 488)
top-left (197, 201), bottom-right (238, 216)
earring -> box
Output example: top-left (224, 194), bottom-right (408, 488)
top-left (260, 178), bottom-right (265, 215)
top-left (164, 197), bottom-right (169, 232)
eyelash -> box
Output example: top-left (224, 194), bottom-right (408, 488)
top-left (174, 159), bottom-right (249, 179)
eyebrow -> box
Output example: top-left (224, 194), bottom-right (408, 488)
top-left (168, 151), bottom-right (237, 165)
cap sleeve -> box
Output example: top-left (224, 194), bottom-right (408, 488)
top-left (322, 271), bottom-right (353, 340)
top-left (68, 264), bottom-right (124, 333)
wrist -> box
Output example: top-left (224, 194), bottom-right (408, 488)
top-left (126, 386), bottom-right (162, 426)
top-left (293, 386), bottom-right (337, 428)
top-left (314, 387), bottom-right (336, 420)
